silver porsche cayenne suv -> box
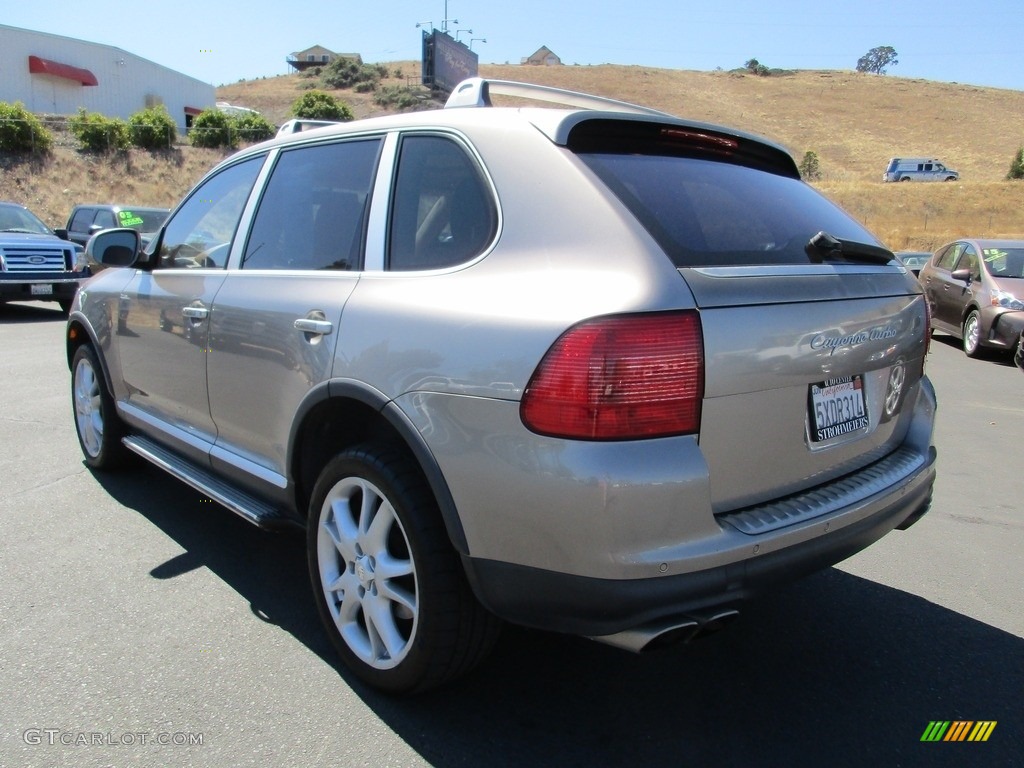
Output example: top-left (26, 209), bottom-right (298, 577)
top-left (68, 78), bottom-right (937, 693)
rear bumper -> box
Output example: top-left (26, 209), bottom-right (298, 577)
top-left (464, 448), bottom-right (936, 636)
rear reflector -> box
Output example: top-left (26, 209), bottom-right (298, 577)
top-left (521, 312), bottom-right (704, 440)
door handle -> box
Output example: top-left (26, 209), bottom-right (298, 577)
top-left (294, 318), bottom-right (333, 335)
top-left (182, 305), bottom-right (209, 320)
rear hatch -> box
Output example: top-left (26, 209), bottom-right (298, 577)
top-left (569, 118), bottom-right (929, 513)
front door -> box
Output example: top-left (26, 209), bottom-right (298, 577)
top-left (116, 155), bottom-right (265, 458)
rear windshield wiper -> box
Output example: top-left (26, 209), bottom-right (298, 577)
top-left (805, 231), bottom-right (895, 266)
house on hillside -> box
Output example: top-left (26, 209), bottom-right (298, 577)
top-left (287, 45), bottom-right (362, 72)
top-left (521, 46), bottom-right (562, 66)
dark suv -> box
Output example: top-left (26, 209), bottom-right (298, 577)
top-left (68, 78), bottom-right (937, 694)
top-left (64, 204), bottom-right (169, 249)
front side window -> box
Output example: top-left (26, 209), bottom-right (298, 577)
top-left (956, 246), bottom-right (981, 280)
top-left (242, 139), bottom-right (380, 271)
top-left (388, 135), bottom-right (497, 271)
top-left (936, 243), bottom-right (964, 271)
top-left (69, 209), bottom-right (94, 233)
top-left (158, 156), bottom-right (264, 269)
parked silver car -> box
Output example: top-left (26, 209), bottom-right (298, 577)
top-left (67, 78), bottom-right (937, 693)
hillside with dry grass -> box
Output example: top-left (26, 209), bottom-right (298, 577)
top-left (5, 63), bottom-right (1024, 251)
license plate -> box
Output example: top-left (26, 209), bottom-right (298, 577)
top-left (30, 283), bottom-right (53, 295)
top-left (809, 375), bottom-right (868, 442)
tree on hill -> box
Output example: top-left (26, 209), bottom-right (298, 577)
top-left (857, 46), bottom-right (898, 75)
top-left (744, 58), bottom-right (769, 76)
top-left (1007, 147), bottom-right (1024, 180)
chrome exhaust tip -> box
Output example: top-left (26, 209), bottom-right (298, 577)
top-left (588, 609), bottom-right (740, 653)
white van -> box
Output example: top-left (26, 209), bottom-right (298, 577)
top-left (883, 158), bottom-right (959, 182)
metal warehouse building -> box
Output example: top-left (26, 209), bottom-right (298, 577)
top-left (0, 24), bottom-right (214, 132)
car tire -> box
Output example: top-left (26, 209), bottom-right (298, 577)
top-left (962, 310), bottom-right (983, 358)
top-left (71, 344), bottom-right (130, 469)
top-left (307, 444), bottom-right (500, 694)
top-left (899, 176), bottom-right (912, 182)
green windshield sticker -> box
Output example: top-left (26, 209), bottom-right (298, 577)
top-left (118, 211), bottom-right (145, 228)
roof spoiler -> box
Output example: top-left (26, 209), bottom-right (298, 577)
top-left (444, 77), bottom-right (674, 118)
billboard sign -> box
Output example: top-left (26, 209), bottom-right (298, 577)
top-left (422, 29), bottom-right (478, 93)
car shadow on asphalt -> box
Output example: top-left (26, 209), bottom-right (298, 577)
top-left (0, 301), bottom-right (66, 323)
top-left (931, 332), bottom-right (1018, 366)
top-left (91, 464), bottom-right (1022, 768)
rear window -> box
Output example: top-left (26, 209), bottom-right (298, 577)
top-left (578, 152), bottom-right (878, 268)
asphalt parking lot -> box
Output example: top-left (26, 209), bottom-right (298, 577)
top-left (1, 300), bottom-right (1021, 768)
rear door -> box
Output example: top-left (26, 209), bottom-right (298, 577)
top-left (206, 137), bottom-right (382, 488)
top-left (921, 242), bottom-right (968, 333)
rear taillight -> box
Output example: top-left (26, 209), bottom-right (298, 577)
top-left (521, 312), bottom-right (704, 440)
top-left (923, 296), bottom-right (932, 361)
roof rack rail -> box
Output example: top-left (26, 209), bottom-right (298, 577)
top-left (445, 77), bottom-right (673, 118)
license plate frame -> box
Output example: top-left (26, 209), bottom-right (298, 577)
top-left (809, 375), bottom-right (869, 443)
top-left (30, 283), bottom-right (53, 296)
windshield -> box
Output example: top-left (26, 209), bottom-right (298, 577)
top-left (116, 209), bottom-right (169, 232)
top-left (982, 247), bottom-right (1024, 278)
top-left (579, 153), bottom-right (879, 268)
top-left (0, 205), bottom-right (53, 235)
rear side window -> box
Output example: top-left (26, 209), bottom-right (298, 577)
top-left (388, 135), bottom-right (497, 271)
top-left (579, 152), bottom-right (878, 268)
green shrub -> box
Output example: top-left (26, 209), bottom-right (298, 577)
top-left (374, 85), bottom-right (426, 111)
top-left (189, 108), bottom-right (234, 148)
top-left (319, 57), bottom-right (383, 91)
top-left (1007, 147), bottom-right (1024, 180)
top-left (128, 105), bottom-right (177, 149)
top-left (291, 91), bottom-right (354, 121)
top-left (68, 108), bottom-right (130, 152)
top-left (232, 112), bottom-right (276, 144)
top-left (798, 150), bottom-right (822, 181)
top-left (0, 101), bottom-right (52, 153)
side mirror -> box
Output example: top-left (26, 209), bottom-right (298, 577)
top-left (54, 228), bottom-right (69, 240)
top-left (87, 228), bottom-right (142, 268)
top-left (950, 267), bottom-right (972, 284)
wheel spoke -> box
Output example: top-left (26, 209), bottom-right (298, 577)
top-left (362, 499), bottom-right (396, 556)
top-left (322, 499), bottom-right (359, 563)
top-left (377, 577), bottom-right (416, 617)
top-left (374, 551), bottom-right (413, 580)
top-left (362, 590), bottom-right (408, 660)
top-left (356, 479), bottom-right (381, 537)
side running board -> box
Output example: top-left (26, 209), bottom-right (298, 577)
top-left (122, 435), bottom-right (293, 530)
